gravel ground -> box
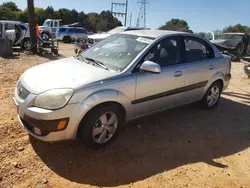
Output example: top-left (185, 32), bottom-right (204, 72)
top-left (0, 43), bottom-right (250, 188)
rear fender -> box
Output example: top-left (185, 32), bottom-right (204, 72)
top-left (205, 71), bottom-right (226, 91)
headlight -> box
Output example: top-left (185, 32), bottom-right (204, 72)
top-left (33, 89), bottom-right (74, 110)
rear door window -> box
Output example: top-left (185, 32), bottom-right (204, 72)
top-left (184, 37), bottom-right (214, 62)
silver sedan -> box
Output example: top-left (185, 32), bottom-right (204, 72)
top-left (14, 30), bottom-right (231, 149)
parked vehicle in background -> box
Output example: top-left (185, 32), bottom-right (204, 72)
top-left (0, 20), bottom-right (30, 49)
top-left (87, 26), bottom-right (149, 46)
top-left (56, 27), bottom-right (90, 43)
top-left (14, 30), bottom-right (231, 149)
top-left (39, 19), bottom-right (63, 41)
top-left (205, 31), bottom-right (250, 61)
top-left (240, 57), bottom-right (250, 78)
top-left (65, 22), bottom-right (94, 34)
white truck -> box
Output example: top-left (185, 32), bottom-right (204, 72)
top-left (39, 19), bottom-right (63, 40)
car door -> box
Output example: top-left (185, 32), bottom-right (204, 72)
top-left (70, 28), bottom-right (78, 39)
top-left (182, 36), bottom-right (217, 103)
top-left (133, 36), bottom-right (187, 116)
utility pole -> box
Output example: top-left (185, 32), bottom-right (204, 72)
top-left (27, 0), bottom-right (37, 53)
top-left (129, 13), bottom-right (132, 27)
top-left (125, 0), bottom-right (128, 26)
top-left (111, 0), bottom-right (128, 26)
top-left (136, 0), bottom-right (148, 28)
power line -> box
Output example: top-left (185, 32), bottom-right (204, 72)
top-left (136, 0), bottom-right (148, 28)
top-left (111, 0), bottom-right (128, 26)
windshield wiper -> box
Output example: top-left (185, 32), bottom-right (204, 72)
top-left (75, 54), bottom-right (89, 64)
top-left (84, 57), bottom-right (110, 71)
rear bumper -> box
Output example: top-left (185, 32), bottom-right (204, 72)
top-left (244, 66), bottom-right (250, 76)
top-left (223, 73), bottom-right (231, 90)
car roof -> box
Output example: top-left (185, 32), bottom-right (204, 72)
top-left (223, 32), bottom-right (245, 35)
top-left (45, 19), bottom-right (62, 21)
top-left (62, 27), bottom-right (85, 29)
top-left (0, 20), bottom-right (23, 23)
top-left (121, 29), bottom-right (186, 39)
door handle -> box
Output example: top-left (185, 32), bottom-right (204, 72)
top-left (174, 71), bottom-right (182, 77)
top-left (209, 65), bottom-right (215, 70)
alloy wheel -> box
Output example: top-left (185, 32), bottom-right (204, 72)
top-left (207, 85), bottom-right (220, 107)
top-left (92, 111), bottom-right (118, 144)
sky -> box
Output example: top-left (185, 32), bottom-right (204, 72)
top-left (1, 0), bottom-right (249, 32)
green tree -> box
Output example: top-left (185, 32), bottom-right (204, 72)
top-left (35, 7), bottom-right (46, 25)
top-left (96, 19), bottom-right (109, 32)
top-left (0, 1), bottom-right (123, 32)
top-left (70, 9), bottom-right (78, 23)
top-left (87, 12), bottom-right (99, 32)
top-left (45, 6), bottom-right (54, 18)
top-left (159, 18), bottom-right (193, 33)
top-left (197, 32), bottom-right (206, 37)
top-left (78, 11), bottom-right (87, 23)
top-left (223, 24), bottom-right (248, 33)
top-left (15, 9), bottom-right (28, 23)
top-left (1, 1), bottom-right (20, 12)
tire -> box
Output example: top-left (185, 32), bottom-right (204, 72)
top-left (202, 81), bottom-right (222, 109)
top-left (53, 48), bottom-right (58, 55)
top-left (41, 32), bottom-right (50, 41)
top-left (63, 36), bottom-right (72, 43)
top-left (79, 104), bottom-right (123, 149)
top-left (21, 38), bottom-right (30, 50)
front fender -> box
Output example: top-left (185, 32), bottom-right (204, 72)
top-left (71, 89), bottom-right (131, 138)
top-left (82, 89), bottom-right (119, 106)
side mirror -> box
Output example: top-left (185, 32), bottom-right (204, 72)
top-left (140, 60), bottom-right (161, 74)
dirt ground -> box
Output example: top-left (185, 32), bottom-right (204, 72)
top-left (1, 43), bottom-right (250, 188)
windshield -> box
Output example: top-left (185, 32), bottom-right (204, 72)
top-left (107, 27), bottom-right (126, 35)
top-left (43, 20), bottom-right (50, 27)
top-left (216, 34), bottom-right (243, 41)
top-left (80, 34), bottom-right (154, 72)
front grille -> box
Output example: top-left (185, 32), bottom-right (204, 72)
top-left (17, 82), bottom-right (30, 100)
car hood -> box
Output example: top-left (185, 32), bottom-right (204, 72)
top-left (20, 57), bottom-right (118, 94)
top-left (88, 33), bottom-right (110, 40)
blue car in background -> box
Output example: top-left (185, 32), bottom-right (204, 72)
top-left (56, 27), bottom-right (90, 43)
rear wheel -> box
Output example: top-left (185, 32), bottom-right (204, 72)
top-left (63, 36), bottom-right (72, 43)
top-left (202, 81), bottom-right (222, 109)
top-left (21, 38), bottom-right (30, 50)
top-left (41, 32), bottom-right (50, 41)
top-left (79, 105), bottom-right (123, 149)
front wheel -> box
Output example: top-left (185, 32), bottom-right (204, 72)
top-left (79, 105), bottom-right (123, 149)
top-left (202, 82), bottom-right (222, 109)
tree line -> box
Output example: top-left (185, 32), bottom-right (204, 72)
top-left (0, 1), bottom-right (122, 32)
top-left (159, 19), bottom-right (250, 37)
top-left (1, 2), bottom-right (250, 35)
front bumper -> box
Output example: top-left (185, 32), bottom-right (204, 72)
top-left (14, 89), bottom-right (90, 142)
